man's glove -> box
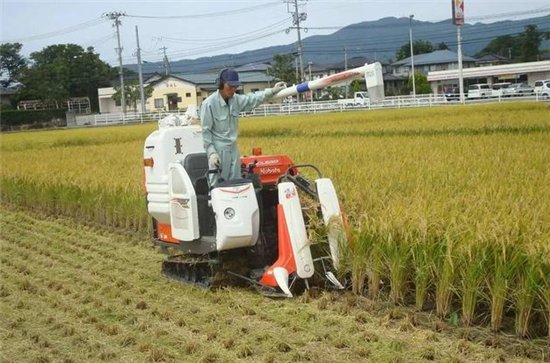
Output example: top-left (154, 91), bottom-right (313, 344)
top-left (208, 153), bottom-right (220, 169)
top-left (271, 81), bottom-right (286, 95)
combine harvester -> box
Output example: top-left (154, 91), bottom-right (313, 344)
top-left (143, 63), bottom-right (384, 297)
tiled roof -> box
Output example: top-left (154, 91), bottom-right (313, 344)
top-left (392, 50), bottom-right (477, 66)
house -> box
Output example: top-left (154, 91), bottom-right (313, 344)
top-left (0, 86), bottom-right (20, 108)
top-left (392, 49), bottom-right (477, 78)
top-left (475, 53), bottom-right (512, 67)
top-left (97, 67), bottom-right (276, 114)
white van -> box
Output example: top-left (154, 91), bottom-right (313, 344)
top-left (491, 82), bottom-right (512, 97)
top-left (534, 80), bottom-right (550, 95)
top-left (467, 84), bottom-right (491, 99)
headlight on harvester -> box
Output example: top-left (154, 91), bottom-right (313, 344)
top-left (224, 208), bottom-right (235, 220)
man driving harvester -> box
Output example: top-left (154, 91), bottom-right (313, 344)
top-left (200, 67), bottom-right (286, 183)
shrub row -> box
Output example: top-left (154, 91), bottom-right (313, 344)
top-left (1, 109), bottom-right (67, 130)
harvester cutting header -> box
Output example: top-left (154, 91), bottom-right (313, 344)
top-left (143, 63), bottom-right (384, 297)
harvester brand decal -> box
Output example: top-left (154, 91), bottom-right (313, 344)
top-left (174, 138), bottom-right (183, 155)
top-left (284, 186), bottom-right (296, 200)
top-left (260, 167), bottom-right (281, 175)
top-left (256, 159), bottom-right (280, 166)
top-left (321, 70), bottom-right (361, 86)
top-left (173, 198), bottom-right (190, 208)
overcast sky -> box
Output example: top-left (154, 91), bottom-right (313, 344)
top-left (2, 0), bottom-right (549, 66)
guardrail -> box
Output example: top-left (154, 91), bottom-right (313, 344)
top-left (74, 93), bottom-right (547, 127)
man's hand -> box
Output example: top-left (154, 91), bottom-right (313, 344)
top-left (271, 81), bottom-right (286, 95)
top-left (208, 153), bottom-right (220, 169)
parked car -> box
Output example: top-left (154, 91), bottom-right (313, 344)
top-left (444, 87), bottom-right (461, 101)
top-left (491, 82), bottom-right (512, 97)
top-left (504, 83), bottom-right (534, 97)
top-left (534, 80), bottom-right (550, 95)
top-left (467, 83), bottom-right (491, 99)
top-left (537, 82), bottom-right (550, 99)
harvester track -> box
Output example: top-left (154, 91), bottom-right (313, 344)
top-left (161, 255), bottom-right (221, 288)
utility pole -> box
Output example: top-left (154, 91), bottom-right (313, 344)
top-left (160, 47), bottom-right (171, 76)
top-left (344, 47), bottom-right (348, 98)
top-left (135, 26), bottom-right (146, 114)
top-left (104, 11), bottom-right (127, 113)
top-left (285, 0), bottom-right (307, 84)
top-left (452, 0), bottom-right (465, 104)
top-left (409, 14), bottom-right (416, 98)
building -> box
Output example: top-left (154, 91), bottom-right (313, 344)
top-left (392, 49), bottom-right (477, 78)
top-left (97, 67), bottom-right (276, 114)
top-left (427, 60), bottom-right (550, 94)
top-left (0, 86), bottom-right (20, 108)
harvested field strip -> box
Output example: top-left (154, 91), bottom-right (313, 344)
top-left (2, 207), bottom-right (548, 362)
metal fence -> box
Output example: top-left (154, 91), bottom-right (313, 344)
top-left (73, 93), bottom-right (547, 127)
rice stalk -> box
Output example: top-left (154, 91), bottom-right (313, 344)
top-left (458, 242), bottom-right (488, 327)
top-left (382, 231), bottom-right (410, 305)
top-left (349, 226), bottom-right (374, 296)
top-left (539, 261), bottom-right (550, 338)
top-left (411, 236), bottom-right (435, 311)
top-left (487, 241), bottom-right (521, 332)
top-left (514, 253), bottom-right (541, 338)
top-left (434, 237), bottom-right (456, 318)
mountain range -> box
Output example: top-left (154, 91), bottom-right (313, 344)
top-left (130, 15), bottom-right (550, 75)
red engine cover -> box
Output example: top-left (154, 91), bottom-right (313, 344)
top-left (240, 154), bottom-right (295, 185)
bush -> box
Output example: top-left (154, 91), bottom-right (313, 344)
top-left (0, 109), bottom-right (67, 131)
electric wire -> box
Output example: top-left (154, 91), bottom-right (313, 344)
top-left (125, 2), bottom-right (280, 19)
top-left (4, 18), bottom-right (108, 42)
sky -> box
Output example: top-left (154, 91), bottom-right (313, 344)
top-left (2, 0), bottom-right (549, 66)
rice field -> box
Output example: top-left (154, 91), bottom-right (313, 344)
top-left (1, 102), bottom-right (550, 358)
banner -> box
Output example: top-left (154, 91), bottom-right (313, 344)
top-left (452, 0), bottom-right (465, 25)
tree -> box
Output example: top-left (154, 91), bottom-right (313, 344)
top-left (0, 42), bottom-right (27, 87)
top-left (350, 79), bottom-right (363, 94)
top-left (476, 24), bottom-right (546, 62)
top-left (112, 81), bottom-right (153, 111)
top-left (267, 54), bottom-right (298, 85)
top-left (405, 72), bottom-right (432, 94)
top-left (19, 44), bottom-right (115, 111)
top-left (520, 25), bottom-right (543, 62)
top-left (476, 34), bottom-right (516, 59)
top-left (395, 40), bottom-right (434, 61)
top-left (436, 42), bottom-right (450, 50)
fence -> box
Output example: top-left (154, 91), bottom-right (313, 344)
top-left (73, 93), bottom-right (547, 127)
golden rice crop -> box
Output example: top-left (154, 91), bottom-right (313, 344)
top-left (1, 102), bottom-right (549, 337)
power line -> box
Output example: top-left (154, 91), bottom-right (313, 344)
top-left (125, 2), bottom-right (280, 19)
top-left (4, 18), bottom-right (107, 42)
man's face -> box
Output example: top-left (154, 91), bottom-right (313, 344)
top-left (221, 83), bottom-right (239, 99)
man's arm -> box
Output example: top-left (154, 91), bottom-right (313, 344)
top-left (235, 82), bottom-right (286, 112)
top-left (200, 101), bottom-right (217, 157)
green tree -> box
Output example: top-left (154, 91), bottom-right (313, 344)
top-left (436, 42), bottom-right (450, 50)
top-left (476, 24), bottom-right (547, 61)
top-left (405, 72), bottom-right (432, 94)
top-left (350, 79), bottom-right (363, 94)
top-left (476, 34), bottom-right (516, 59)
top-left (520, 24), bottom-right (543, 62)
top-left (112, 81), bottom-right (153, 111)
top-left (0, 42), bottom-right (27, 87)
top-left (267, 54), bottom-right (298, 85)
top-left (19, 44), bottom-right (115, 111)
top-left (396, 40), bottom-right (434, 61)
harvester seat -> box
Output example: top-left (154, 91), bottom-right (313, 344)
top-left (182, 152), bottom-right (208, 194)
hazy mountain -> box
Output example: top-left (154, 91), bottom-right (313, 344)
top-left (131, 15), bottom-right (550, 75)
